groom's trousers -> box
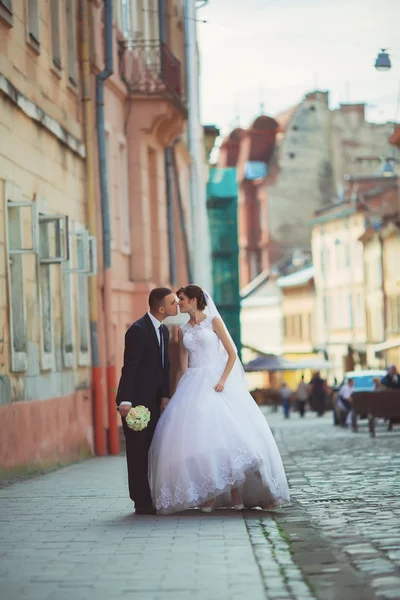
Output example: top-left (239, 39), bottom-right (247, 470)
top-left (122, 392), bottom-right (161, 509)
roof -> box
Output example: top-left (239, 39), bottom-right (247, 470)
top-left (240, 271), bottom-right (269, 299)
top-left (277, 266), bottom-right (314, 288)
top-left (310, 205), bottom-right (358, 225)
top-left (241, 277), bottom-right (281, 308)
top-left (244, 354), bottom-right (332, 372)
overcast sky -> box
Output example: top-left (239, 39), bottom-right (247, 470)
top-left (197, 0), bottom-right (400, 133)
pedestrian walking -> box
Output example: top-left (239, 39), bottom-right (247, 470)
top-left (309, 371), bottom-right (327, 417)
top-left (295, 375), bottom-right (308, 417)
top-left (280, 383), bottom-right (292, 419)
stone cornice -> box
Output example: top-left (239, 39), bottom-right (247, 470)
top-left (0, 74), bottom-right (86, 158)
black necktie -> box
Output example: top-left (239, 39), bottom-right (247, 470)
top-left (159, 324), bottom-right (164, 367)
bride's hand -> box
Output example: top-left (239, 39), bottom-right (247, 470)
top-left (214, 379), bottom-right (225, 393)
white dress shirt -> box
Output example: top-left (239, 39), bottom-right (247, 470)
top-left (119, 313), bottom-right (163, 409)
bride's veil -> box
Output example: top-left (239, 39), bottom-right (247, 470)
top-left (203, 290), bottom-right (245, 377)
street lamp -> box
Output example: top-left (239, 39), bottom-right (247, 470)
top-left (375, 49), bottom-right (391, 72)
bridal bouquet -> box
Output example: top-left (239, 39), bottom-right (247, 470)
top-left (126, 406), bottom-right (151, 431)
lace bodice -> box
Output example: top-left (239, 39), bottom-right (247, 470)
top-left (181, 315), bottom-right (223, 368)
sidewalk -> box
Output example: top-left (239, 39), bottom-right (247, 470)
top-left (0, 452), bottom-right (312, 600)
top-left (1, 410), bottom-right (399, 600)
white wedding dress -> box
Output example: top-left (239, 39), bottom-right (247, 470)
top-left (149, 315), bottom-right (290, 515)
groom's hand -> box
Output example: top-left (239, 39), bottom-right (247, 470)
top-left (118, 403), bottom-right (132, 418)
top-left (161, 397), bottom-right (170, 413)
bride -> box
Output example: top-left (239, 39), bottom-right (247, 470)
top-left (148, 284), bottom-right (290, 514)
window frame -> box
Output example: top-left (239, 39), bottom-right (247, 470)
top-left (118, 136), bottom-right (131, 255)
top-left (66, 0), bottom-right (77, 85)
top-left (0, 0), bottom-right (13, 27)
top-left (72, 223), bottom-right (91, 366)
top-left (26, 0), bottom-right (40, 53)
top-left (4, 182), bottom-right (38, 372)
top-left (50, 0), bottom-right (62, 70)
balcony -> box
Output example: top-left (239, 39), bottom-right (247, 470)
top-left (119, 40), bottom-right (187, 115)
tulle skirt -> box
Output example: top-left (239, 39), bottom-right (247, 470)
top-left (148, 362), bottom-right (290, 515)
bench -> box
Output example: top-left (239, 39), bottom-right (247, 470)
top-left (351, 390), bottom-right (400, 437)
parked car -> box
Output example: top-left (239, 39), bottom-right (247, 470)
top-left (333, 369), bottom-right (387, 424)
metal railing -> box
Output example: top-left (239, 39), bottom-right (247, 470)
top-left (119, 39), bottom-right (186, 111)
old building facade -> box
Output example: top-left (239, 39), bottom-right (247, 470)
top-left (311, 175), bottom-right (399, 380)
top-left (0, 0), bottom-right (93, 469)
top-left (0, 0), bottom-right (206, 472)
top-left (220, 91), bottom-right (398, 286)
top-left (277, 266), bottom-right (318, 387)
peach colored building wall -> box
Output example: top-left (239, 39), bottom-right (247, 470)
top-left (94, 2), bottom-right (192, 383)
top-left (0, 2), bottom-right (93, 470)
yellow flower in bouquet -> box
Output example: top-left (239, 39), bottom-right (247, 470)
top-left (126, 405), bottom-right (151, 431)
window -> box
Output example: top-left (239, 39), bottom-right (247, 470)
top-left (388, 296), bottom-right (398, 332)
top-left (119, 140), bottom-right (131, 253)
top-left (38, 220), bottom-right (53, 368)
top-left (68, 224), bottom-right (96, 366)
top-left (77, 273), bottom-right (90, 362)
top-left (291, 315), bottom-right (296, 338)
top-left (283, 316), bottom-right (287, 337)
top-left (4, 182), bottom-right (35, 372)
top-left (308, 313), bottom-right (313, 341)
top-left (345, 243), bottom-right (350, 268)
top-left (5, 181), bottom-right (72, 372)
top-left (66, 0), bottom-right (77, 84)
top-left (117, 0), bottom-right (132, 37)
top-left (50, 0), bottom-right (62, 69)
top-left (0, 0), bottom-right (13, 27)
top-left (37, 211), bottom-right (69, 369)
top-left (61, 259), bottom-right (74, 368)
top-left (322, 295), bottom-right (328, 328)
top-left (320, 246), bottom-right (325, 277)
top-left (27, 0), bottom-right (40, 50)
top-left (148, 0), bottom-right (159, 39)
top-left (299, 314), bottom-right (303, 340)
top-left (324, 247), bottom-right (330, 274)
top-left (348, 293), bottom-right (353, 329)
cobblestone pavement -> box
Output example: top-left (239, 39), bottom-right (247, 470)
top-left (0, 410), bottom-right (399, 600)
top-left (267, 409), bottom-right (400, 600)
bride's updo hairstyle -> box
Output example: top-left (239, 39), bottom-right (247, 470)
top-left (176, 285), bottom-right (207, 310)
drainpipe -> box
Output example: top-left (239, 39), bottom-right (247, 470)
top-left (96, 0), bottom-right (119, 455)
top-left (158, 0), bottom-right (177, 284)
top-left (165, 148), bottom-right (177, 284)
top-left (80, 0), bottom-right (106, 456)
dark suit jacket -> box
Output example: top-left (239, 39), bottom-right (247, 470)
top-left (381, 374), bottom-right (400, 390)
top-left (116, 314), bottom-right (171, 408)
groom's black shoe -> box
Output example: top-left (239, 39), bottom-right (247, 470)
top-left (135, 505), bottom-right (157, 515)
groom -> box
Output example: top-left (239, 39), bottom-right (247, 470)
top-left (116, 287), bottom-right (178, 514)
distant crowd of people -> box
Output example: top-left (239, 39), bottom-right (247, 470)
top-left (280, 371), bottom-right (328, 419)
top-left (279, 364), bottom-right (400, 421)
top-left (336, 364), bottom-right (400, 427)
